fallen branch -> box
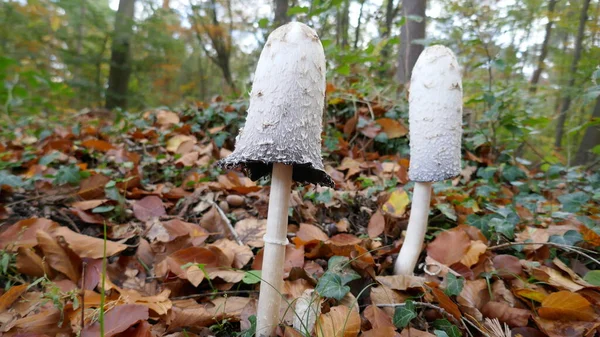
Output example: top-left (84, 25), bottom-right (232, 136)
top-left (210, 201), bottom-right (243, 246)
top-left (488, 241), bottom-right (600, 265)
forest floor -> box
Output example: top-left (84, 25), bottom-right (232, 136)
top-left (1, 93), bottom-right (600, 337)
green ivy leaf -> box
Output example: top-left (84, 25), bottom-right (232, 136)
top-left (0, 171), bottom-right (23, 188)
top-left (558, 191), bottom-right (590, 213)
top-left (445, 273), bottom-right (464, 296)
top-left (315, 272), bottom-right (349, 300)
top-left (54, 165), bottom-right (81, 185)
top-left (327, 256), bottom-right (360, 285)
top-left (549, 230), bottom-right (583, 246)
top-left (584, 270), bottom-right (600, 286)
top-left (393, 300), bottom-right (417, 328)
top-left (242, 270), bottom-right (261, 285)
top-left (433, 319), bottom-right (462, 337)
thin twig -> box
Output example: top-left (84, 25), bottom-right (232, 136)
top-left (170, 289), bottom-right (258, 300)
top-left (488, 241), bottom-right (600, 265)
top-left (57, 208), bottom-right (81, 233)
top-left (211, 201), bottom-right (243, 246)
top-left (81, 261), bottom-right (87, 331)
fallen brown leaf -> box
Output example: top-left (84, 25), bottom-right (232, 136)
top-left (538, 291), bottom-right (597, 322)
top-left (315, 305), bottom-right (360, 337)
top-left (81, 304), bottom-right (149, 337)
top-left (53, 227), bottom-right (127, 259)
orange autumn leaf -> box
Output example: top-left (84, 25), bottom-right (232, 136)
top-left (538, 291), bottom-right (597, 322)
top-left (431, 287), bottom-right (462, 320)
top-left (376, 118), bottom-right (408, 139)
top-left (81, 139), bottom-right (115, 152)
top-left (0, 283), bottom-right (28, 313)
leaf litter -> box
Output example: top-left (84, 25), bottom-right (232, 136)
top-left (0, 99), bottom-right (599, 336)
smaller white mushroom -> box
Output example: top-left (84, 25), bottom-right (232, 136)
top-left (394, 45), bottom-right (463, 275)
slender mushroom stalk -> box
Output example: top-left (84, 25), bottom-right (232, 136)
top-left (394, 45), bottom-right (463, 276)
top-left (218, 22), bottom-right (333, 337)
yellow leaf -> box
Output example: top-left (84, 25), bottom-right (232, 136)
top-left (538, 291), bottom-right (597, 321)
top-left (382, 189), bottom-right (410, 217)
top-left (514, 288), bottom-right (547, 303)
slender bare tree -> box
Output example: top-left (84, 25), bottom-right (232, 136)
top-left (106, 0), bottom-right (136, 109)
top-left (396, 0), bottom-right (426, 86)
top-left (529, 0), bottom-right (558, 93)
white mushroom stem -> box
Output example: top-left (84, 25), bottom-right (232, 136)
top-left (394, 182), bottom-right (432, 275)
top-left (256, 163), bottom-right (293, 337)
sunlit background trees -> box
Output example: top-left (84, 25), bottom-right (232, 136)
top-left (1, 0), bottom-right (599, 166)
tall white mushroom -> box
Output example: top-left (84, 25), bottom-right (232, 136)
top-left (394, 45), bottom-right (463, 275)
top-left (219, 22), bottom-right (333, 337)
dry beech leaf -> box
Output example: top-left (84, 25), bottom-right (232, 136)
top-left (362, 327), bottom-right (397, 337)
top-left (376, 275), bottom-right (425, 291)
top-left (538, 291), bottom-right (597, 322)
top-left (457, 279), bottom-right (488, 321)
top-left (515, 227), bottom-right (549, 251)
top-left (167, 300), bottom-right (214, 331)
top-left (78, 174), bottom-right (111, 200)
top-left (431, 287), bottom-right (462, 320)
top-left (459, 240), bottom-right (487, 267)
top-left (376, 118), bottom-right (408, 139)
top-left (235, 218), bottom-right (267, 248)
top-left (363, 305), bottom-right (394, 329)
top-left (16, 246), bottom-right (53, 278)
top-left (211, 239), bottom-right (253, 269)
top-left (370, 285), bottom-right (408, 316)
top-left (294, 223), bottom-right (329, 245)
top-left (427, 229), bottom-right (471, 266)
top-left (531, 266), bottom-right (584, 292)
top-left (53, 227), bottom-right (127, 259)
top-left (315, 305), bottom-right (360, 337)
top-left (0, 284), bottom-right (28, 313)
top-left (400, 327), bottom-right (436, 337)
top-left (492, 255), bottom-right (522, 279)
top-left (81, 139), bottom-right (115, 152)
top-left (82, 304), bottom-right (149, 337)
top-left (156, 110), bottom-right (180, 126)
top-left (133, 195), bottom-right (166, 221)
top-left (36, 230), bottom-right (80, 282)
top-left (481, 301), bottom-right (530, 327)
top-left (533, 317), bottom-right (600, 337)
top-left (367, 211), bottom-right (385, 238)
top-left (11, 307), bottom-right (71, 335)
top-left (513, 288), bottom-right (548, 303)
top-left (0, 217), bottom-right (57, 250)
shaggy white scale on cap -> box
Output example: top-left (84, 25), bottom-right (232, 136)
top-left (219, 22), bottom-right (333, 187)
top-left (408, 45), bottom-right (462, 182)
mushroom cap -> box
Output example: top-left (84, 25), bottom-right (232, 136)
top-left (218, 22), bottom-right (333, 187)
top-left (408, 45), bottom-right (463, 182)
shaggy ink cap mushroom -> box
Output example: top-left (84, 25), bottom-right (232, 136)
top-left (218, 22), bottom-right (333, 188)
top-left (408, 45), bottom-right (463, 182)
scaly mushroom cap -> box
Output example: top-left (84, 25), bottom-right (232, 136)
top-left (408, 45), bottom-right (463, 182)
top-left (218, 22), bottom-right (333, 187)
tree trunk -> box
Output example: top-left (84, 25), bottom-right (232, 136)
top-left (336, 0), bottom-right (350, 48)
top-left (574, 95), bottom-right (600, 165)
top-left (529, 0), bottom-right (557, 93)
top-left (555, 0), bottom-right (591, 148)
top-left (353, 0), bottom-right (365, 49)
top-left (273, 0), bottom-right (289, 28)
top-left (395, 0), bottom-right (426, 85)
top-left (106, 0), bottom-right (136, 110)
